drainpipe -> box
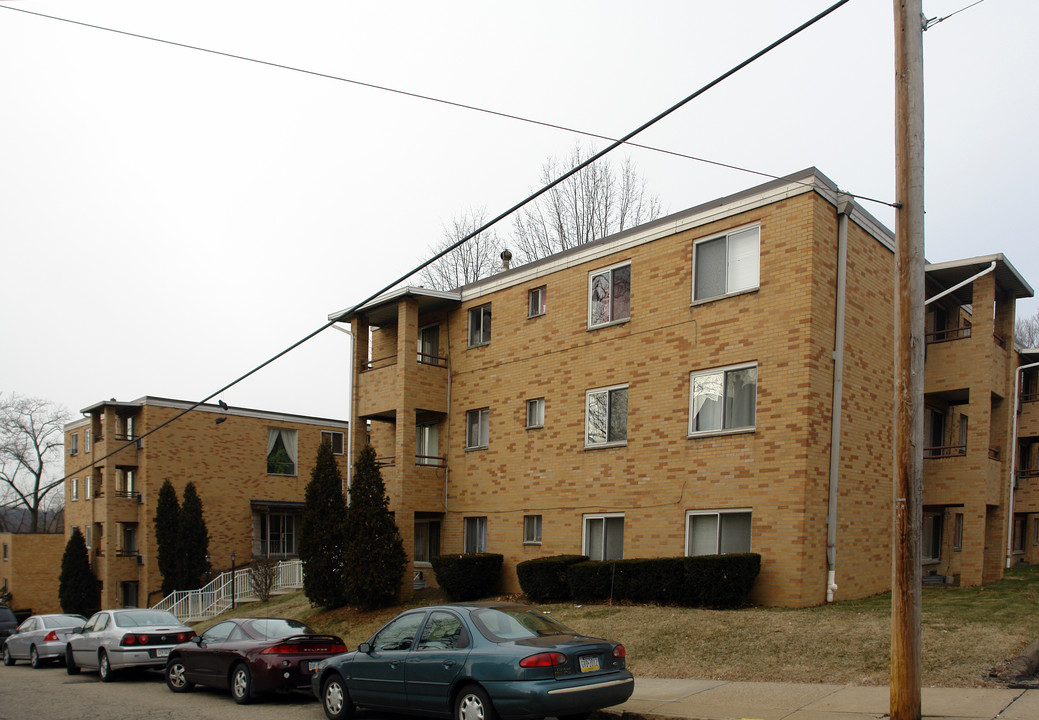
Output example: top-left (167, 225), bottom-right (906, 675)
top-left (924, 261), bottom-right (995, 306)
top-left (1007, 360), bottom-right (1039, 568)
top-left (826, 195), bottom-right (853, 602)
top-left (332, 323), bottom-right (355, 503)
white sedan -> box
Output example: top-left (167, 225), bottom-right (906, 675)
top-left (66, 609), bottom-right (194, 681)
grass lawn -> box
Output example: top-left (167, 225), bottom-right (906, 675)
top-left (195, 564), bottom-right (1039, 688)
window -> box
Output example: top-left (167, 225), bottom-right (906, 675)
top-left (260, 512), bottom-right (297, 557)
top-left (525, 398), bottom-right (544, 429)
top-left (123, 525), bottom-right (138, 555)
top-left (416, 423), bottom-right (439, 465)
top-left (124, 470), bottom-right (136, 495)
top-left (922, 511), bottom-right (942, 561)
top-left (419, 324), bottom-right (441, 364)
top-left (85, 429), bottom-right (91, 452)
top-left (321, 430), bottom-right (345, 455)
top-left (464, 517), bottom-right (487, 553)
top-left (588, 263), bottom-right (631, 328)
top-left (414, 518), bottom-right (441, 563)
top-left (372, 612), bottom-right (424, 651)
top-left (1013, 515), bottom-right (1026, 554)
top-left (267, 427), bottom-right (298, 475)
top-left (583, 514), bottom-right (624, 560)
top-left (2, 543), bottom-right (7, 561)
top-left (528, 286), bottom-right (546, 317)
top-left (523, 515), bottom-right (542, 544)
top-left (1034, 518), bottom-right (1039, 547)
top-left (468, 304), bottom-right (492, 346)
top-left (69, 433), bottom-right (78, 456)
top-left (70, 478), bottom-right (79, 501)
top-left (418, 610), bottom-right (467, 650)
top-left (687, 510), bottom-right (752, 555)
top-left (689, 363), bottom-right (757, 435)
top-left (465, 408), bottom-right (489, 450)
top-left (84, 526), bottom-right (92, 549)
top-left (85, 474), bottom-right (92, 500)
top-left (585, 385), bottom-right (628, 447)
top-left (953, 513), bottom-right (964, 551)
top-left (925, 408), bottom-right (946, 458)
top-left (693, 226), bottom-right (760, 302)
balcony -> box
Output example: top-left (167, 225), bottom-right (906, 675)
top-left (356, 352), bottom-right (449, 419)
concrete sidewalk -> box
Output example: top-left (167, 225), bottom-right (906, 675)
top-left (600, 677), bottom-right (1039, 720)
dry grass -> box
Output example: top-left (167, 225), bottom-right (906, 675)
top-left (196, 565), bottom-right (1039, 688)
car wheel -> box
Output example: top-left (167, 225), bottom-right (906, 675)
top-left (322, 672), bottom-right (354, 720)
top-left (165, 658), bottom-right (194, 693)
top-left (98, 650), bottom-right (114, 682)
top-left (30, 645), bottom-right (42, 669)
top-left (65, 645), bottom-right (80, 675)
top-left (455, 684), bottom-right (497, 720)
top-left (231, 663), bottom-right (252, 705)
top-left (2, 644), bottom-right (14, 666)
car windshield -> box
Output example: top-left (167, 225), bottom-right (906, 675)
top-left (113, 610), bottom-right (180, 628)
top-left (470, 607), bottom-right (576, 641)
top-left (43, 615), bottom-right (84, 628)
top-left (244, 618), bottom-right (313, 639)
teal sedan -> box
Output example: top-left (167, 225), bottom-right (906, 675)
top-left (312, 602), bottom-right (633, 720)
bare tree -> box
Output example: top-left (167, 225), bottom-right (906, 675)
top-left (511, 142), bottom-right (663, 264)
top-left (249, 557), bottom-right (278, 603)
top-left (418, 207), bottom-right (507, 291)
top-left (1016, 308), bottom-right (1039, 349)
top-left (0, 393), bottom-right (71, 532)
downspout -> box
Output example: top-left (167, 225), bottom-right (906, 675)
top-left (1007, 361), bottom-right (1039, 567)
top-left (332, 323), bottom-right (355, 504)
top-left (924, 261), bottom-right (996, 306)
top-left (826, 195), bottom-right (853, 602)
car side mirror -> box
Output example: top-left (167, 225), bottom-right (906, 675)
top-left (192, 636), bottom-right (203, 645)
top-left (73, 627), bottom-right (84, 634)
top-left (358, 642), bottom-right (372, 654)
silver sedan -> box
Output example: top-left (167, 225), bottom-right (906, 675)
top-left (66, 609), bottom-right (194, 682)
top-left (2, 614), bottom-right (86, 668)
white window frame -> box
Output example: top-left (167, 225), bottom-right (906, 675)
top-left (414, 518), bottom-right (441, 565)
top-left (70, 478), bottom-right (79, 501)
top-left (321, 430), bottom-right (345, 455)
top-left (585, 384), bottom-right (628, 448)
top-left (587, 261), bottom-right (631, 329)
top-left (85, 474), bottom-right (92, 500)
top-left (692, 224), bottom-right (760, 303)
top-left (84, 525), bottom-right (92, 549)
top-left (523, 515), bottom-right (542, 544)
top-left (528, 286), bottom-right (547, 318)
top-left (582, 513), bottom-right (624, 561)
top-left (688, 362), bottom-right (758, 437)
top-left (464, 516), bottom-right (487, 554)
top-left (525, 398), bottom-right (545, 429)
top-left (685, 509), bottom-right (752, 556)
top-left (953, 513), bottom-right (964, 551)
top-left (416, 423), bottom-right (440, 465)
top-left (418, 323), bottom-right (441, 364)
top-left (85, 428), bottom-right (91, 452)
top-left (465, 408), bottom-right (490, 450)
top-left (468, 304), bottom-right (492, 347)
top-left (69, 433), bottom-right (78, 456)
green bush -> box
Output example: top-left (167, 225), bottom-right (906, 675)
top-left (431, 553), bottom-right (502, 601)
top-left (567, 554), bottom-right (760, 608)
top-left (517, 554), bottom-right (588, 602)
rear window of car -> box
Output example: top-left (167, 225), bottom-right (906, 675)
top-left (43, 615), bottom-right (85, 629)
top-left (113, 610), bottom-right (180, 627)
top-left (245, 618), bottom-right (313, 639)
top-left (471, 607), bottom-right (577, 642)
top-left (0, 608), bottom-right (16, 624)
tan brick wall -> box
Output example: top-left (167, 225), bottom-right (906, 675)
top-left (0, 533), bottom-right (65, 613)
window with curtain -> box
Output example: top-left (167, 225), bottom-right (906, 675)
top-left (525, 398), bottom-right (544, 429)
top-left (528, 286), bottom-right (546, 317)
top-left (523, 515), bottom-right (542, 544)
top-left (464, 517), bottom-right (487, 553)
top-left (686, 510), bottom-right (752, 556)
top-left (419, 324), bottom-right (440, 364)
top-left (468, 305), bottom-right (492, 346)
top-left (585, 385), bottom-right (628, 447)
top-left (416, 423), bottom-right (439, 465)
top-left (583, 514), bottom-right (624, 560)
top-left (588, 263), bottom-right (631, 328)
top-left (465, 409), bottom-right (489, 449)
top-left (266, 427), bottom-right (298, 475)
top-left (693, 226), bottom-right (760, 302)
top-left (689, 363), bottom-right (757, 435)
top-left (414, 518), bottom-right (441, 563)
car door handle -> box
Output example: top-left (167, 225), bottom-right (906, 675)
top-left (442, 661), bottom-right (456, 668)
top-left (390, 662), bottom-right (401, 669)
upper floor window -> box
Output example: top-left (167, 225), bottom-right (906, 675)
top-left (525, 398), bottom-right (545, 429)
top-left (69, 433), bottom-right (79, 456)
top-left (689, 363), bottom-right (757, 435)
top-left (419, 324), bottom-right (441, 364)
top-left (321, 430), bottom-right (345, 455)
top-left (528, 286), bottom-right (547, 318)
top-left (588, 263), bottom-right (630, 328)
top-left (687, 510), bottom-right (752, 555)
top-left (266, 427), bottom-right (298, 475)
top-left (465, 409), bottom-right (489, 450)
top-left (85, 429), bottom-right (91, 452)
top-left (693, 226), bottom-right (759, 302)
top-left (416, 423), bottom-right (440, 465)
top-left (70, 478), bottom-right (79, 501)
top-left (464, 516), bottom-right (487, 553)
top-left (585, 384), bottom-right (628, 448)
top-left (468, 304), bottom-right (492, 347)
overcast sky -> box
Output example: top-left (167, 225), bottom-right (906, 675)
top-left (1, 0), bottom-right (1036, 428)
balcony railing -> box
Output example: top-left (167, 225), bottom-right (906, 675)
top-left (415, 455), bottom-right (446, 468)
top-left (989, 446), bottom-right (1002, 461)
top-left (993, 332), bottom-right (1007, 349)
top-left (116, 549), bottom-right (140, 558)
top-left (114, 489), bottom-right (141, 500)
top-left (417, 352), bottom-right (448, 368)
top-left (925, 327), bottom-right (971, 344)
top-left (375, 456), bottom-right (396, 468)
top-left (1022, 391), bottom-right (1038, 404)
top-left (924, 444), bottom-right (967, 459)
top-left (362, 354), bottom-right (397, 373)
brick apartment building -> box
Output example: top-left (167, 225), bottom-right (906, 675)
top-left (1, 532), bottom-right (65, 614)
top-left (64, 397), bottom-right (348, 609)
top-left (332, 167), bottom-right (1036, 608)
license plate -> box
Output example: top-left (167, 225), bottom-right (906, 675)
top-left (307, 661), bottom-right (320, 672)
top-left (579, 655), bottom-right (600, 672)
top-left (155, 648), bottom-right (170, 658)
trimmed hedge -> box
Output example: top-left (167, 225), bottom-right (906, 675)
top-left (431, 553), bottom-right (503, 601)
top-left (566, 554), bottom-right (760, 608)
top-left (516, 554), bottom-right (588, 602)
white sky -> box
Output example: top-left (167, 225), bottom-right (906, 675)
top-left (1, 0), bottom-right (1036, 426)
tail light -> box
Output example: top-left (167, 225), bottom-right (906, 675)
top-left (261, 642), bottom-right (348, 655)
top-left (519, 652), bottom-right (567, 668)
top-left (43, 631), bottom-right (59, 642)
top-left (176, 632), bottom-right (194, 643)
top-left (613, 645), bottom-right (626, 658)
top-left (121, 634), bottom-right (137, 646)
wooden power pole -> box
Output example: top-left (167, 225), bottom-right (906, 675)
top-left (891, 1), bottom-right (925, 719)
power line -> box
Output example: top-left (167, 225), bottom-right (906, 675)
top-left (925, 0), bottom-right (989, 30)
top-left (0, 3), bottom-right (892, 209)
top-left (13, 0), bottom-right (856, 499)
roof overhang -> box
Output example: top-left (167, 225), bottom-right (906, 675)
top-left (925, 254), bottom-right (1034, 307)
top-left (328, 286), bottom-right (461, 327)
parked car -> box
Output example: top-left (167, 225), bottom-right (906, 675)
top-left (312, 601), bottom-right (634, 720)
top-left (0, 606), bottom-right (17, 642)
top-left (2, 613), bottom-right (86, 667)
top-left (164, 617), bottom-right (346, 704)
top-left (65, 608), bottom-right (194, 681)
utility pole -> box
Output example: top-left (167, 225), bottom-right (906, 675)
top-left (891, 1), bottom-right (925, 719)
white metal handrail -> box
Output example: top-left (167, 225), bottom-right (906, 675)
top-left (151, 559), bottom-right (303, 622)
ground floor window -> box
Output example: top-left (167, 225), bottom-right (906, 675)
top-left (121, 581), bottom-right (138, 608)
top-left (464, 517), bottom-right (487, 553)
top-left (414, 516), bottom-right (442, 563)
top-left (1013, 515), bottom-right (1027, 554)
top-left (583, 514), bottom-right (624, 561)
top-left (922, 511), bottom-right (942, 561)
top-left (523, 515), bottom-right (542, 544)
top-left (953, 513), bottom-right (963, 552)
top-left (686, 510), bottom-right (752, 556)
top-left (253, 509), bottom-right (299, 558)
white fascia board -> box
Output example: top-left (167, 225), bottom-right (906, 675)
top-left (137, 396), bottom-right (350, 429)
